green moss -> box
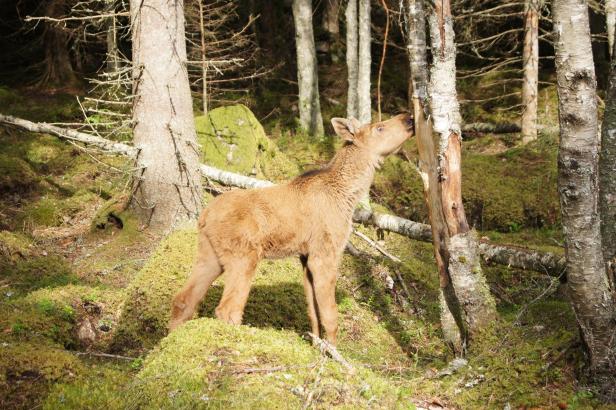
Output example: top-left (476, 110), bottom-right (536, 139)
top-left (1, 255), bottom-right (77, 296)
top-left (0, 230), bottom-right (32, 262)
top-left (127, 318), bottom-right (414, 409)
top-left (196, 105), bottom-right (299, 182)
top-left (44, 364), bottom-right (133, 410)
top-left (0, 342), bottom-right (83, 409)
top-left (0, 154), bottom-right (39, 192)
top-left (374, 136), bottom-right (560, 231)
top-left (20, 190), bottom-right (99, 228)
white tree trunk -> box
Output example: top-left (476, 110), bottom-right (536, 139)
top-left (292, 0), bottom-right (324, 136)
top-left (346, 0), bottom-right (359, 119)
top-left (607, 0), bottom-right (616, 59)
top-left (553, 0), bottom-right (616, 400)
top-left (130, 0), bottom-right (203, 230)
top-left (521, 0), bottom-right (539, 143)
top-left (427, 0), bottom-right (497, 337)
top-left (357, 0), bottom-right (371, 124)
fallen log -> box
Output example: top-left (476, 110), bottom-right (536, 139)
top-left (0, 113), bottom-right (139, 157)
top-left (0, 113), bottom-right (566, 277)
top-left (462, 122), bottom-right (521, 134)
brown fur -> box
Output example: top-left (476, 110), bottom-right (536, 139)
top-left (169, 114), bottom-right (414, 344)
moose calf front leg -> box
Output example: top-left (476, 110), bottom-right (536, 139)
top-left (307, 255), bottom-right (339, 345)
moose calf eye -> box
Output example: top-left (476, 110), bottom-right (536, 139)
top-left (377, 126), bottom-right (384, 132)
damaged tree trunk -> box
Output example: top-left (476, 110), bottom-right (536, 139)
top-left (426, 0), bottom-right (497, 343)
top-left (130, 0), bottom-right (203, 230)
top-left (553, 0), bottom-right (616, 401)
top-left (404, 0), bottom-right (463, 353)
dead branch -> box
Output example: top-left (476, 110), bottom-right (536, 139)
top-left (305, 333), bottom-right (355, 374)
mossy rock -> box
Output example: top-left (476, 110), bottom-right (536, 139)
top-left (0, 342), bottom-right (83, 409)
top-left (126, 318), bottom-right (414, 409)
top-left (196, 105), bottom-right (299, 182)
top-left (112, 228), bottom-right (412, 366)
top-left (91, 195), bottom-right (130, 231)
top-left (0, 154), bottom-right (39, 192)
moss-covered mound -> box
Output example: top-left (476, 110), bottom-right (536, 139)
top-left (196, 105), bottom-right (299, 182)
top-left (0, 342), bottom-right (83, 409)
top-left (112, 228), bottom-right (412, 365)
top-left (126, 318), bottom-right (414, 409)
top-left (1, 284), bottom-right (123, 350)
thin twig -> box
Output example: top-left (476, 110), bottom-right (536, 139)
top-left (353, 229), bottom-right (401, 263)
top-left (305, 333), bottom-right (355, 374)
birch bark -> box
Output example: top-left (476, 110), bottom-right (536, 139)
top-left (292, 0), bottom-right (324, 136)
top-left (553, 0), bottom-right (616, 400)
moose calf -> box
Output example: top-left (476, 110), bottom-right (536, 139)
top-left (169, 114), bottom-right (414, 344)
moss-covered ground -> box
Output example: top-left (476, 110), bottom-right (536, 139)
top-left (0, 86), bottom-right (610, 409)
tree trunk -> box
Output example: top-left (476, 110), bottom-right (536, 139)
top-left (553, 0), bottom-right (616, 400)
top-left (322, 0), bottom-right (341, 43)
top-left (105, 0), bottom-right (120, 73)
top-left (41, 0), bottom-right (79, 87)
top-left (130, 0), bottom-right (203, 230)
top-left (608, 0), bottom-right (616, 59)
top-left (404, 0), bottom-right (463, 353)
top-left (602, 19), bottom-right (616, 289)
top-left (521, 0), bottom-right (539, 144)
top-left (346, 0), bottom-right (359, 119)
top-left (427, 0), bottom-right (497, 339)
top-left (292, 0), bottom-right (324, 136)
top-left (198, 0), bottom-right (208, 114)
top-left (357, 0), bottom-right (371, 124)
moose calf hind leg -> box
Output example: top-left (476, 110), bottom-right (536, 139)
top-left (215, 255), bottom-right (258, 325)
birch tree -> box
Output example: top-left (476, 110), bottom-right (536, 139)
top-left (129, 0), bottom-right (203, 230)
top-left (345, 0), bottom-right (359, 119)
top-left (608, 0), bottom-right (616, 59)
top-left (345, 0), bottom-right (371, 124)
top-left (553, 0), bottom-right (616, 400)
top-left (521, 0), bottom-right (539, 143)
top-left (601, 32), bottom-right (616, 291)
top-left (426, 0), bottom-right (497, 342)
top-left (292, 0), bottom-right (324, 136)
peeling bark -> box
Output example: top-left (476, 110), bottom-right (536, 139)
top-left (553, 0), bottom-right (616, 400)
top-left (427, 0), bottom-right (497, 339)
top-left (404, 0), bottom-right (463, 353)
top-left (521, 0), bottom-right (539, 143)
top-left (130, 0), bottom-right (203, 230)
top-left (293, 0), bottom-right (324, 136)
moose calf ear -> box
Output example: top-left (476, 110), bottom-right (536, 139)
top-left (331, 117), bottom-right (360, 142)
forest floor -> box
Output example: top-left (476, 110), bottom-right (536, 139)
top-left (0, 84), bottom-right (612, 409)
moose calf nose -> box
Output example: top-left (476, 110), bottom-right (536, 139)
top-left (404, 115), bottom-right (414, 128)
